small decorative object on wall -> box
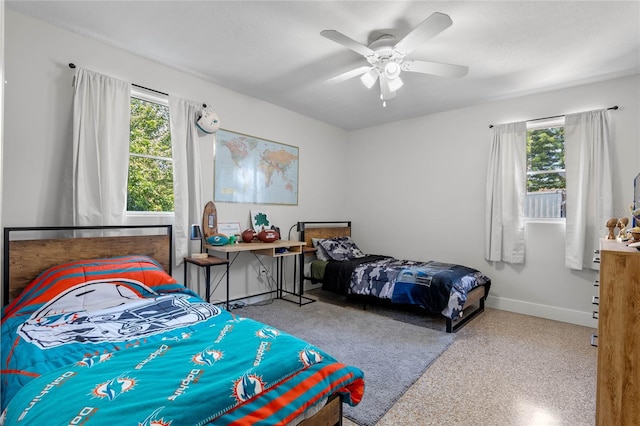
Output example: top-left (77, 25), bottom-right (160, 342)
top-left (196, 106), bottom-right (220, 134)
top-left (214, 129), bottom-right (299, 205)
top-left (251, 209), bottom-right (272, 232)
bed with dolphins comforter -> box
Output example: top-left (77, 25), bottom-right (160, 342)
top-left (0, 255), bottom-right (364, 425)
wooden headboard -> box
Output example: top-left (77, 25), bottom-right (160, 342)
top-left (3, 225), bottom-right (173, 305)
top-left (297, 221), bottom-right (352, 254)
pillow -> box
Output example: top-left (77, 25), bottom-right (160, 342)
top-left (4, 255), bottom-right (180, 318)
top-left (311, 238), bottom-right (331, 261)
top-left (318, 237), bottom-right (366, 262)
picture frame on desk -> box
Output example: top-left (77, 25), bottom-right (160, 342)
top-left (251, 210), bottom-right (272, 232)
top-left (218, 222), bottom-right (241, 238)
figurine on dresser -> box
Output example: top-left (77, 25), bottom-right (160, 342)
top-left (606, 218), bottom-right (618, 240)
top-left (616, 217), bottom-right (629, 241)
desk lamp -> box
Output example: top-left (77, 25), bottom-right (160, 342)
top-left (190, 224), bottom-right (208, 259)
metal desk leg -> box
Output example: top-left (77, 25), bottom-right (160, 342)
top-left (298, 252), bottom-right (304, 297)
top-left (184, 264), bottom-right (188, 290)
top-left (225, 261), bottom-right (229, 310)
top-left (276, 257), bottom-right (280, 298)
top-left (279, 257), bottom-right (284, 299)
top-left (205, 266), bottom-right (211, 303)
top-left (297, 253), bottom-right (302, 305)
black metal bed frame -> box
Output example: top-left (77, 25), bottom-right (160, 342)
top-left (446, 296), bottom-right (485, 333)
top-left (295, 220), bottom-right (486, 333)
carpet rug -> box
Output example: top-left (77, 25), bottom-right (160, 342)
top-left (235, 297), bottom-right (455, 426)
top-left (304, 288), bottom-right (449, 332)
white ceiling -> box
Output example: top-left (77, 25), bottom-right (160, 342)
top-left (8, 1), bottom-right (640, 130)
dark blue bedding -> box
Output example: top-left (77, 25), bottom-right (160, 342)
top-left (322, 256), bottom-right (491, 319)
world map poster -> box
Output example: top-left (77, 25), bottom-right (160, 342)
top-left (214, 129), bottom-right (299, 205)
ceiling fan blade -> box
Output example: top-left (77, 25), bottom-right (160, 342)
top-left (321, 30), bottom-right (375, 57)
top-left (393, 12), bottom-right (453, 55)
top-left (401, 60), bottom-right (469, 78)
top-left (379, 74), bottom-right (397, 101)
top-left (326, 65), bottom-right (372, 84)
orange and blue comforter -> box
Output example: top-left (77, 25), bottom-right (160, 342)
top-left (1, 256), bottom-right (364, 425)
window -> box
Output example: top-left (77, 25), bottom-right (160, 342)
top-left (127, 89), bottom-right (174, 212)
top-left (525, 118), bottom-right (565, 219)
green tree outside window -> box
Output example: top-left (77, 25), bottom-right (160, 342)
top-left (527, 127), bottom-right (565, 192)
top-left (127, 97), bottom-right (174, 212)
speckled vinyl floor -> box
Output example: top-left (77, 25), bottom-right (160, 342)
top-left (343, 308), bottom-right (597, 426)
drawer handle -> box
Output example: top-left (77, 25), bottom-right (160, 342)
top-left (590, 334), bottom-right (598, 347)
top-left (592, 296), bottom-right (599, 305)
top-left (593, 280), bottom-right (599, 287)
top-left (594, 249), bottom-right (600, 254)
top-left (593, 257), bottom-right (600, 263)
top-left (592, 311), bottom-right (599, 319)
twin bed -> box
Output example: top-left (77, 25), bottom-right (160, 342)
top-left (297, 222), bottom-right (491, 333)
top-left (1, 225), bottom-right (364, 426)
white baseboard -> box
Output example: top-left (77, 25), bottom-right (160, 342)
top-left (242, 284), bottom-right (598, 330)
top-left (486, 295), bottom-right (597, 329)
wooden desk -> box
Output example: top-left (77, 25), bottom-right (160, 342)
top-left (204, 240), bottom-right (313, 306)
top-left (205, 240), bottom-right (304, 256)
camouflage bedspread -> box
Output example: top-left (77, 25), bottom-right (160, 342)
top-left (321, 255), bottom-right (390, 295)
top-left (328, 257), bottom-right (491, 319)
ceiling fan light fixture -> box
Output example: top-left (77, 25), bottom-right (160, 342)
top-left (321, 11), bottom-right (469, 107)
top-left (384, 62), bottom-right (401, 80)
top-left (387, 75), bottom-right (403, 92)
top-left (360, 68), bottom-right (379, 89)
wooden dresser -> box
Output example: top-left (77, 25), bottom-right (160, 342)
top-left (596, 239), bottom-right (640, 425)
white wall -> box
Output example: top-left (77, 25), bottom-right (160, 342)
top-left (2, 10), bottom-right (350, 303)
top-left (4, 10), bottom-right (639, 327)
top-left (346, 75), bottom-right (640, 327)
top-left (0, 1), bottom-right (5, 302)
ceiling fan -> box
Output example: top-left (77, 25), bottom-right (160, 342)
top-left (321, 12), bottom-right (468, 106)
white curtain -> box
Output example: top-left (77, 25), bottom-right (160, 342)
top-left (485, 122), bottom-right (527, 263)
top-left (564, 109), bottom-right (613, 270)
top-left (169, 96), bottom-right (205, 266)
top-left (72, 68), bottom-right (131, 226)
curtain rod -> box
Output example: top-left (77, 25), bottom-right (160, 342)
top-left (488, 105), bottom-right (618, 129)
top-left (68, 63), bottom-right (207, 108)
